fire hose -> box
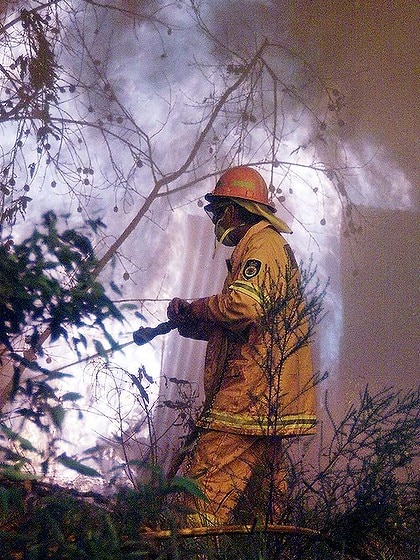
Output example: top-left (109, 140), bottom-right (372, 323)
top-left (132, 320), bottom-right (177, 346)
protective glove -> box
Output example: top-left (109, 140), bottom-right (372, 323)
top-left (167, 297), bottom-right (192, 324)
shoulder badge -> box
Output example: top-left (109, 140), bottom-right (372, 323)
top-left (242, 259), bottom-right (262, 280)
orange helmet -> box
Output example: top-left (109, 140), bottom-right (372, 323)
top-left (205, 166), bottom-right (276, 211)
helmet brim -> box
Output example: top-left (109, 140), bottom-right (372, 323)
top-left (204, 192), bottom-right (277, 213)
top-left (204, 193), bottom-right (228, 203)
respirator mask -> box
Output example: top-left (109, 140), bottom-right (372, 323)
top-left (205, 203), bottom-right (244, 251)
top-left (215, 212), bottom-right (238, 247)
top-left (204, 204), bottom-right (238, 247)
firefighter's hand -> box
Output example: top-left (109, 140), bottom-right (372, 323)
top-left (167, 298), bottom-right (192, 324)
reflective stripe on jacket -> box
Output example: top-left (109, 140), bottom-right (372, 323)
top-left (189, 220), bottom-right (316, 437)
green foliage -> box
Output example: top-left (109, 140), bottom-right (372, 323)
top-left (0, 360), bottom-right (89, 477)
top-left (0, 386), bottom-right (417, 559)
top-left (114, 461), bottom-right (206, 534)
top-left (0, 210), bottom-right (123, 350)
top-left (0, 483), bottom-right (122, 560)
top-left (56, 453), bottom-right (102, 478)
top-left (2, 369), bottom-right (75, 455)
top-left (285, 386), bottom-right (420, 560)
top-left (0, 423), bottom-right (37, 452)
top-left (0, 211), bottom-right (127, 481)
top-left (0, 469), bottom-right (209, 560)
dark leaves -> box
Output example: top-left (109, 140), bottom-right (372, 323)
top-left (0, 211), bottom-right (124, 350)
top-left (56, 453), bottom-right (102, 477)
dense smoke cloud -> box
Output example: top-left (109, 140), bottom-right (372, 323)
top-left (201, 0), bottom-right (418, 203)
top-left (287, 0), bottom-right (418, 199)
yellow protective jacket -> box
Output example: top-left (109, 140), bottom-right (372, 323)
top-left (187, 220), bottom-right (316, 437)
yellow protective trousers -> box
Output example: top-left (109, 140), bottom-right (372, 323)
top-left (183, 429), bottom-right (287, 527)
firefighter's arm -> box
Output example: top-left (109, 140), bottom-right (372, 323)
top-left (178, 321), bottom-right (213, 341)
top-left (188, 232), bottom-right (289, 331)
top-left (166, 292), bottom-right (259, 335)
top-left (168, 228), bottom-right (290, 333)
top-left (188, 287), bottom-right (260, 332)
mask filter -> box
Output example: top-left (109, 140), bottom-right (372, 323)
top-left (212, 208), bottom-right (245, 258)
top-left (215, 222), bottom-right (237, 247)
top-left (212, 224), bottom-right (237, 259)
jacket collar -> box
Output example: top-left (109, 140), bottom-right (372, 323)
top-left (228, 220), bottom-right (271, 276)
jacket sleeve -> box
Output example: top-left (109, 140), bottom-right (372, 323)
top-left (189, 227), bottom-right (288, 331)
top-left (189, 288), bottom-right (261, 331)
top-left (177, 319), bottom-right (213, 341)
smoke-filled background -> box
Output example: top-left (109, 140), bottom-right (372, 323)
top-left (284, 0), bottom-right (419, 412)
top-left (1, 0), bottom-right (418, 470)
top-left (290, 1), bottom-right (418, 193)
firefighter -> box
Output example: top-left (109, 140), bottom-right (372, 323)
top-left (167, 166), bottom-right (316, 526)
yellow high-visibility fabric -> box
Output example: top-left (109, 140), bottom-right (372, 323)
top-left (189, 220), bottom-right (316, 437)
top-left (183, 430), bottom-right (287, 526)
